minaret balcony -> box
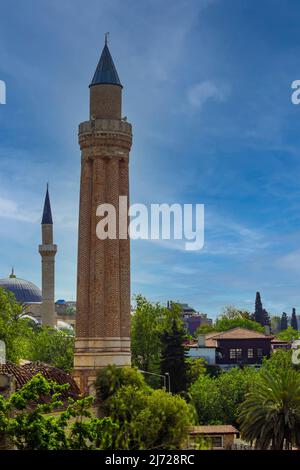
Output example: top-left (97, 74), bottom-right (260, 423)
top-left (38, 244), bottom-right (57, 256)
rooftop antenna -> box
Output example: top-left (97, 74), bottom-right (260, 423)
top-left (105, 32), bottom-right (109, 46)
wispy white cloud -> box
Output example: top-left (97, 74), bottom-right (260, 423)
top-left (0, 196), bottom-right (38, 222)
top-left (187, 80), bottom-right (230, 109)
top-left (276, 249), bottom-right (300, 272)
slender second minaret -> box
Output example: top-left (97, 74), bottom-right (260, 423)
top-left (73, 36), bottom-right (133, 392)
top-left (39, 185), bottom-right (57, 326)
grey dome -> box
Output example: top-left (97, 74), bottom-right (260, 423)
top-left (0, 276), bottom-right (42, 303)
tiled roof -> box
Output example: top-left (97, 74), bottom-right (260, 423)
top-left (0, 361), bottom-right (79, 401)
top-left (188, 425), bottom-right (239, 435)
top-left (206, 327), bottom-right (272, 340)
top-left (187, 328), bottom-right (273, 349)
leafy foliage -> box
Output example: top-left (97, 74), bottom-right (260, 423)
top-left (276, 326), bottom-right (300, 342)
top-left (0, 374), bottom-right (117, 450)
top-left (131, 296), bottom-right (186, 388)
top-left (27, 326), bottom-right (74, 372)
top-left (0, 288), bottom-right (74, 372)
top-left (291, 308), bottom-right (298, 331)
top-left (186, 358), bottom-right (207, 386)
top-left (280, 312), bottom-right (288, 331)
top-left (102, 385), bottom-right (192, 450)
top-left (0, 287), bottom-right (33, 363)
top-left (238, 368), bottom-right (300, 449)
top-left (270, 315), bottom-right (281, 334)
top-left (189, 367), bottom-right (259, 425)
top-left (160, 319), bottom-right (187, 394)
top-left (95, 365), bottom-right (148, 402)
top-left (131, 295), bottom-right (168, 376)
top-left (254, 291), bottom-right (264, 325)
top-left (260, 349), bottom-right (296, 374)
top-left (221, 305), bottom-right (251, 320)
top-left (214, 316), bottom-right (264, 333)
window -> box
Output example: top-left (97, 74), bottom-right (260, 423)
top-left (211, 436), bottom-right (223, 448)
top-left (257, 348), bottom-right (263, 358)
top-left (230, 348), bottom-right (242, 360)
top-left (248, 348), bottom-right (254, 358)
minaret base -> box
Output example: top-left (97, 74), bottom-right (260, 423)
top-left (73, 337), bottom-right (131, 394)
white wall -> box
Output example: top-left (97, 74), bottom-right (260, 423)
top-left (187, 347), bottom-right (216, 365)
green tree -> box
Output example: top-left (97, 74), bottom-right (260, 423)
top-left (260, 349), bottom-right (295, 375)
top-left (186, 358), bottom-right (207, 386)
top-left (0, 374), bottom-right (117, 450)
top-left (190, 367), bottom-right (259, 425)
top-left (238, 368), bottom-right (300, 449)
top-left (131, 295), bottom-right (167, 375)
top-left (291, 308), bottom-right (298, 331)
top-left (0, 287), bottom-right (33, 363)
top-left (216, 367), bottom-right (259, 424)
top-left (270, 315), bottom-right (281, 334)
top-left (194, 324), bottom-right (216, 336)
top-left (280, 312), bottom-right (288, 331)
top-left (276, 326), bottom-right (300, 343)
top-left (160, 319), bottom-right (187, 394)
top-left (95, 365), bottom-right (148, 402)
top-left (189, 374), bottom-right (223, 424)
top-left (102, 385), bottom-right (191, 450)
top-left (28, 326), bottom-right (74, 372)
top-left (254, 291), bottom-right (264, 325)
top-left (262, 308), bottom-right (271, 327)
top-left (214, 316), bottom-right (264, 333)
top-left (221, 305), bottom-right (251, 320)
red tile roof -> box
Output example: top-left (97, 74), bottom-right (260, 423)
top-left (187, 328), bottom-right (273, 349)
top-left (206, 327), bottom-right (272, 340)
top-left (188, 425), bottom-right (239, 435)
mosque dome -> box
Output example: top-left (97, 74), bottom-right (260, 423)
top-left (0, 270), bottom-right (42, 303)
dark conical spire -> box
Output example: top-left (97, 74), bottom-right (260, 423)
top-left (9, 267), bottom-right (16, 279)
top-left (90, 34), bottom-right (122, 88)
top-left (42, 184), bottom-right (53, 225)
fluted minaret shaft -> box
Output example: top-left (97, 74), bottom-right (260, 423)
top-left (73, 39), bottom-right (132, 393)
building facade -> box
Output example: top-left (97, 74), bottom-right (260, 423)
top-left (187, 327), bottom-right (274, 368)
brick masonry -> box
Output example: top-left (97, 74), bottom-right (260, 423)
top-left (73, 81), bottom-right (133, 394)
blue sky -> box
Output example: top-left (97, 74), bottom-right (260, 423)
top-left (1, 0), bottom-right (300, 318)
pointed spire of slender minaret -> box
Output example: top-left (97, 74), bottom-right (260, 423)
top-left (90, 34), bottom-right (122, 88)
top-left (42, 183), bottom-right (53, 225)
top-left (9, 267), bottom-right (16, 279)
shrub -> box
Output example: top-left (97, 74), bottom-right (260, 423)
top-left (95, 365), bottom-right (148, 402)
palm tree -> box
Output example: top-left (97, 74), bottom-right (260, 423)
top-left (238, 368), bottom-right (300, 449)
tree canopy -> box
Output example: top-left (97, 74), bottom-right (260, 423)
top-left (238, 368), bottom-right (300, 449)
top-left (0, 287), bottom-right (32, 363)
top-left (0, 374), bottom-right (117, 450)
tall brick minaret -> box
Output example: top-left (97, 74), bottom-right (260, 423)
top-left (73, 36), bottom-right (132, 392)
top-left (39, 185), bottom-right (57, 326)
